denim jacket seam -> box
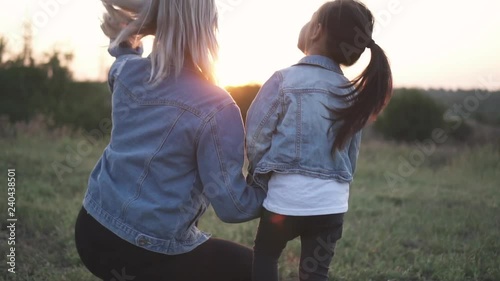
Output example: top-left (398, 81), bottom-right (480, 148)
top-left (85, 197), bottom-right (141, 238)
top-left (119, 110), bottom-right (187, 218)
top-left (121, 82), bottom-right (140, 103)
top-left (111, 55), bottom-right (143, 88)
top-left (254, 165), bottom-right (352, 181)
top-left (209, 115), bottom-right (253, 217)
top-left (295, 63), bottom-right (343, 75)
top-left (141, 100), bottom-right (203, 116)
top-left (108, 56), bottom-right (133, 91)
top-left (278, 72), bottom-right (286, 119)
top-left (256, 164), bottom-right (350, 174)
top-left (85, 196), bottom-right (210, 254)
top-left (117, 82), bottom-right (205, 117)
top-left (295, 56), bottom-right (344, 75)
top-left (295, 92), bottom-right (302, 162)
top-left (113, 55), bottom-right (136, 78)
top-left (194, 121), bottom-right (208, 150)
top-left (248, 74), bottom-right (283, 152)
top-left (248, 99), bottom-right (279, 154)
top-left (249, 100), bottom-right (280, 155)
top-left (203, 100), bottom-right (236, 123)
top-left (193, 101), bottom-right (235, 147)
top-left (284, 88), bottom-right (332, 95)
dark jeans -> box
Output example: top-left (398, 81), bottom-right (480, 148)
top-left (252, 209), bottom-right (344, 281)
top-left (75, 207), bottom-right (253, 281)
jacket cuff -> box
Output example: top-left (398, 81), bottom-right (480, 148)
top-left (108, 40), bottom-right (144, 58)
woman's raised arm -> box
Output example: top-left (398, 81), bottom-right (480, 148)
top-left (103, 0), bottom-right (149, 13)
top-left (101, 1), bottom-right (135, 40)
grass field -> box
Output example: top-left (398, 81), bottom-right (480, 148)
top-left (0, 134), bottom-right (499, 281)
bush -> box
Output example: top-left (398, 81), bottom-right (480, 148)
top-left (374, 88), bottom-right (446, 142)
top-left (0, 66), bottom-right (47, 122)
top-left (55, 82), bottom-right (111, 131)
top-left (446, 120), bottom-right (473, 142)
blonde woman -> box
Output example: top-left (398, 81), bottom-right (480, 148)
top-left (74, 1), bottom-right (265, 280)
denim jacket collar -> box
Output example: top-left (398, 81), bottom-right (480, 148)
top-left (295, 55), bottom-right (344, 75)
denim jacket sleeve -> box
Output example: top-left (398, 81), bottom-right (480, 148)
top-left (197, 103), bottom-right (266, 223)
top-left (107, 42), bottom-right (144, 92)
top-left (245, 72), bottom-right (283, 185)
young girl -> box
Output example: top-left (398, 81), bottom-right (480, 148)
top-left (75, 1), bottom-right (265, 280)
top-left (246, 1), bottom-right (393, 280)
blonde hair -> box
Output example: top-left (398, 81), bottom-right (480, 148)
top-left (107, 0), bottom-right (219, 84)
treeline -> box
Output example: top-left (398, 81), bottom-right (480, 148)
top-left (1, 34), bottom-right (499, 143)
top-left (2, 61), bottom-right (499, 143)
top-left (0, 35), bottom-right (111, 132)
top-left (425, 88), bottom-right (500, 126)
top-left (0, 58), bottom-right (112, 132)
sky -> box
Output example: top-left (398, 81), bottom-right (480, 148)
top-left (1, 0), bottom-right (499, 90)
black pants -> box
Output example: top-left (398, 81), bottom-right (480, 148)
top-left (75, 207), bottom-right (253, 281)
top-left (252, 209), bottom-right (344, 281)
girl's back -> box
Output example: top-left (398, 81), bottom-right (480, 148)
top-left (246, 55), bottom-right (362, 189)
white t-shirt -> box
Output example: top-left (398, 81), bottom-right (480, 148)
top-left (263, 173), bottom-right (349, 216)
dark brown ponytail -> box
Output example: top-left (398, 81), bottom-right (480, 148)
top-left (317, 0), bottom-right (393, 151)
top-left (332, 42), bottom-right (393, 150)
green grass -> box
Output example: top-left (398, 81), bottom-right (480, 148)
top-left (0, 136), bottom-right (499, 281)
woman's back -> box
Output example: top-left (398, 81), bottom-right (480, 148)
top-left (85, 44), bottom-right (263, 255)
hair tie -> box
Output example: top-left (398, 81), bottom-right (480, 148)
top-left (367, 39), bottom-right (376, 49)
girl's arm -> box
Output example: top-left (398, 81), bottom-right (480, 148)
top-left (245, 72), bottom-right (283, 186)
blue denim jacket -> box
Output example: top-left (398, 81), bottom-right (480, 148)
top-left (246, 55), bottom-right (362, 189)
top-left (83, 44), bottom-right (265, 255)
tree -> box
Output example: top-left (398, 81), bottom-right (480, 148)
top-left (0, 24), bottom-right (73, 125)
top-left (374, 88), bottom-right (446, 142)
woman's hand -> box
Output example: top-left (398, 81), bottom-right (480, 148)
top-left (101, 1), bottom-right (135, 40)
top-left (101, 0), bottom-right (154, 41)
top-left (103, 0), bottom-right (149, 13)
